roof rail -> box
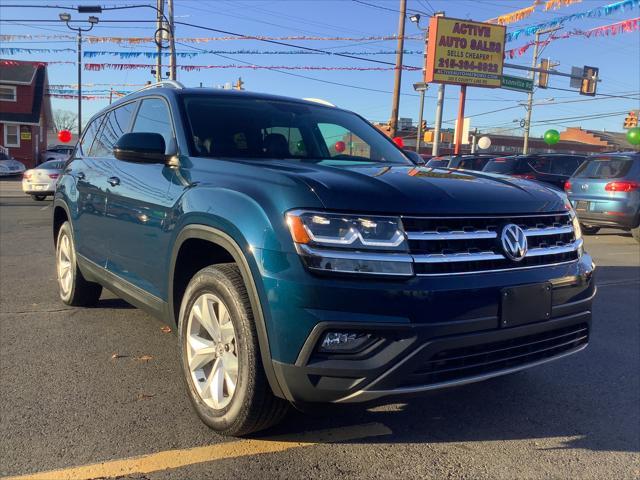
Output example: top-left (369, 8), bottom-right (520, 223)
top-left (133, 80), bottom-right (185, 94)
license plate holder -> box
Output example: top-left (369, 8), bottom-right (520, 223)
top-left (575, 200), bottom-right (589, 211)
top-left (501, 282), bottom-right (552, 328)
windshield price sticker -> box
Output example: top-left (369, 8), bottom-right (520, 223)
top-left (425, 17), bottom-right (506, 88)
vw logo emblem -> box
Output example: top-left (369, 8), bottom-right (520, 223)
top-left (501, 224), bottom-right (528, 261)
top-left (581, 184), bottom-right (589, 190)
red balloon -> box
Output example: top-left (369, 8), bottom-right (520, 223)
top-left (334, 141), bottom-right (346, 153)
top-left (392, 136), bottom-right (404, 148)
top-left (57, 129), bottom-right (72, 143)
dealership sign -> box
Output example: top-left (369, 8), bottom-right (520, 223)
top-left (425, 17), bottom-right (506, 88)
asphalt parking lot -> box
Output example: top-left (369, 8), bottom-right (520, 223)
top-left (1, 179), bottom-right (638, 480)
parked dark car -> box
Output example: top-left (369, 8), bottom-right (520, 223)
top-left (483, 154), bottom-right (586, 189)
top-left (426, 154), bottom-right (494, 171)
top-left (53, 82), bottom-right (594, 436)
top-left (565, 152), bottom-right (640, 242)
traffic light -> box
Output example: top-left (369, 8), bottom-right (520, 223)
top-left (580, 65), bottom-right (598, 96)
top-left (624, 111), bottom-right (638, 129)
top-left (538, 58), bottom-right (550, 89)
top-left (421, 120), bottom-right (427, 131)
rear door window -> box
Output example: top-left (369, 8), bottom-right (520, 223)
top-left (528, 157), bottom-right (551, 173)
top-left (549, 157), bottom-right (582, 175)
top-left (483, 157), bottom-right (517, 173)
top-left (574, 156), bottom-right (634, 179)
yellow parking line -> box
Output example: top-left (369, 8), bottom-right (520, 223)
top-left (2, 422), bottom-right (391, 480)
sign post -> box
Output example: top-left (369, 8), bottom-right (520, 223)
top-left (425, 17), bottom-right (506, 154)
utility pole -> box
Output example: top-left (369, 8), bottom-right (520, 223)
top-left (523, 26), bottom-right (560, 154)
top-left (155, 0), bottom-right (164, 82)
top-left (389, 0), bottom-right (406, 138)
top-left (167, 0), bottom-right (176, 81)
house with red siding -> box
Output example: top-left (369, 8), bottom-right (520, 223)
top-left (0, 59), bottom-right (54, 168)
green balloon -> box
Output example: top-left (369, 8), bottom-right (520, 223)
top-left (627, 127), bottom-right (640, 146)
top-left (544, 129), bottom-right (560, 146)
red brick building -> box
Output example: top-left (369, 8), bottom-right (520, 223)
top-left (0, 60), bottom-right (54, 168)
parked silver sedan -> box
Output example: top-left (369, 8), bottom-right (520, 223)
top-left (0, 152), bottom-right (26, 177)
top-left (22, 159), bottom-right (65, 201)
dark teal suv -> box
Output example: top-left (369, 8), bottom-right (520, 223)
top-left (53, 82), bottom-right (595, 435)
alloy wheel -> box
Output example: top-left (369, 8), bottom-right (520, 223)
top-left (186, 293), bottom-right (239, 410)
top-left (57, 232), bottom-right (73, 298)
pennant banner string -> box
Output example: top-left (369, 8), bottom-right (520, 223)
top-left (506, 0), bottom-right (639, 41)
top-left (505, 16), bottom-right (639, 58)
top-left (0, 33), bottom-right (423, 44)
top-left (83, 63), bottom-right (421, 72)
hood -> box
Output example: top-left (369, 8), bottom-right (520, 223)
top-left (257, 161), bottom-right (569, 215)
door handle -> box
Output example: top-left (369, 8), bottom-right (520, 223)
top-left (108, 176), bottom-right (120, 187)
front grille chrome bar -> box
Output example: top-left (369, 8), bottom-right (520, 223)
top-left (413, 239), bottom-right (582, 264)
top-left (525, 225), bottom-right (573, 237)
top-left (413, 251), bottom-right (503, 264)
top-left (407, 230), bottom-right (497, 241)
top-left (526, 239), bottom-right (583, 257)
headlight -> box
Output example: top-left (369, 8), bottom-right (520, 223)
top-left (286, 210), bottom-right (407, 250)
top-left (570, 210), bottom-right (582, 241)
top-left (286, 210), bottom-right (413, 276)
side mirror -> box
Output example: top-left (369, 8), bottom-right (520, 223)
top-left (113, 132), bottom-right (166, 164)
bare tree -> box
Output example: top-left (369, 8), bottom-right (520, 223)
top-left (53, 110), bottom-right (78, 132)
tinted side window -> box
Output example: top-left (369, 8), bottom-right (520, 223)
top-left (550, 157), bottom-right (580, 175)
top-left (528, 157), bottom-right (551, 173)
top-left (132, 98), bottom-right (174, 151)
top-left (89, 102), bottom-right (136, 157)
top-left (78, 114), bottom-right (104, 156)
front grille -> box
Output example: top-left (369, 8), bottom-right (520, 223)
top-left (402, 212), bottom-right (580, 275)
top-left (400, 323), bottom-right (589, 388)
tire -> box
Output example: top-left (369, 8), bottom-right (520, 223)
top-left (178, 264), bottom-right (288, 436)
top-left (32, 195), bottom-right (46, 201)
top-left (55, 221), bottom-right (102, 306)
top-left (632, 226), bottom-right (640, 244)
top-left (580, 224), bottom-right (600, 235)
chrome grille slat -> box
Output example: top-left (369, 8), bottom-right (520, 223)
top-left (526, 239), bottom-right (582, 257)
top-left (525, 225), bottom-right (573, 237)
top-left (407, 230), bottom-right (497, 241)
top-left (414, 251), bottom-right (503, 264)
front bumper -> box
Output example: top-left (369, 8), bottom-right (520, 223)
top-left (261, 252), bottom-right (595, 404)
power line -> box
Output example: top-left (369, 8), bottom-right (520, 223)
top-left (174, 20), bottom-right (419, 68)
top-left (176, 42), bottom-right (421, 98)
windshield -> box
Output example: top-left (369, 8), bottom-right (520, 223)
top-left (483, 157), bottom-right (519, 174)
top-left (181, 95), bottom-right (411, 165)
top-left (573, 156), bottom-right (634, 179)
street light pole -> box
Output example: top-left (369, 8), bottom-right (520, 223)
top-left (59, 13), bottom-right (98, 137)
top-left (413, 82), bottom-right (428, 152)
top-left (522, 26), bottom-right (561, 154)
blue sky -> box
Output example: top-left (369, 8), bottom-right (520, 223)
top-left (1, 0), bottom-right (639, 136)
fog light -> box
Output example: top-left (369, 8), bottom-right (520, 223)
top-left (318, 331), bottom-right (376, 353)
